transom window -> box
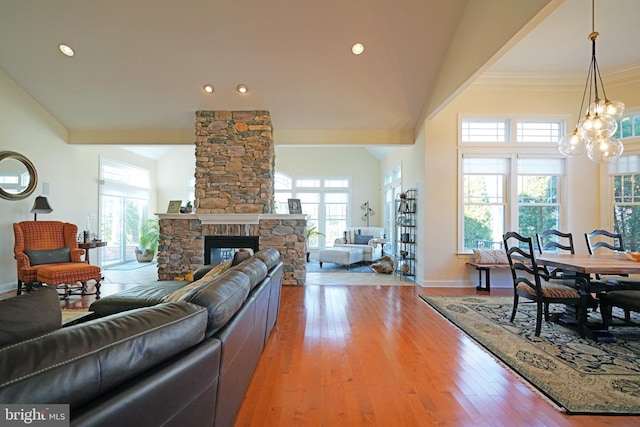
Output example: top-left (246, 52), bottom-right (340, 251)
top-left (461, 117), bottom-right (563, 145)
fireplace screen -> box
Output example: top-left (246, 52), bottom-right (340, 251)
top-left (204, 236), bottom-right (260, 265)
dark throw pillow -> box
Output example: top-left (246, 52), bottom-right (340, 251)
top-left (24, 247), bottom-right (71, 265)
top-left (231, 249), bottom-right (252, 266)
top-left (354, 234), bottom-right (374, 245)
top-left (0, 287), bottom-right (62, 347)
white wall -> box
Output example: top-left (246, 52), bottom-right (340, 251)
top-left (156, 146), bottom-right (195, 213)
top-left (0, 70), bottom-right (157, 292)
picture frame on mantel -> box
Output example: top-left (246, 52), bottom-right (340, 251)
top-left (288, 198), bottom-right (302, 214)
top-left (167, 200), bottom-right (182, 214)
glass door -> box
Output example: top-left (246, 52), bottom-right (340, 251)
top-left (99, 157), bottom-right (151, 267)
top-left (100, 195), bottom-right (146, 266)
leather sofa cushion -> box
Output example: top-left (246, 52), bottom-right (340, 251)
top-left (0, 302), bottom-right (207, 407)
top-left (254, 248), bottom-right (280, 271)
top-left (230, 258), bottom-right (268, 290)
top-left (89, 281), bottom-right (187, 317)
top-left (0, 286), bottom-right (61, 347)
top-left (181, 270), bottom-right (251, 338)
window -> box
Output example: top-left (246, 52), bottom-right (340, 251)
top-left (460, 156), bottom-right (564, 252)
top-left (274, 172), bottom-right (350, 248)
top-left (461, 119), bottom-right (509, 143)
top-left (461, 117), bottom-right (562, 146)
top-left (615, 112), bottom-right (640, 139)
top-left (459, 117), bottom-right (566, 252)
top-left (517, 158), bottom-right (562, 238)
top-left (462, 157), bottom-right (508, 250)
top-left (517, 120), bottom-right (562, 144)
top-left (609, 154), bottom-right (640, 251)
top-left (384, 165), bottom-right (402, 255)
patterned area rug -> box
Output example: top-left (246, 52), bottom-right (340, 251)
top-left (419, 295), bottom-right (640, 414)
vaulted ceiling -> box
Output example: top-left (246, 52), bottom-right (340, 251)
top-left (1, 0), bottom-right (638, 149)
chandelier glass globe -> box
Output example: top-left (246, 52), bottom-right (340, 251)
top-left (586, 137), bottom-right (624, 163)
top-left (558, 129), bottom-right (587, 157)
top-left (579, 112), bottom-right (618, 140)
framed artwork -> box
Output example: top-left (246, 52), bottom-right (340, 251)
top-left (167, 200), bottom-right (182, 214)
top-left (288, 198), bottom-right (302, 214)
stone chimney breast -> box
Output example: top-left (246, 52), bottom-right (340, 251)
top-left (194, 110), bottom-right (274, 214)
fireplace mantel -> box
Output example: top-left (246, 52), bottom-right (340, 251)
top-left (156, 213), bottom-right (306, 225)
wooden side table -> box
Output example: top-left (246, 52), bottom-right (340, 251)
top-left (77, 241), bottom-right (107, 264)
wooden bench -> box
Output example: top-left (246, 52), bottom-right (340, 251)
top-left (466, 262), bottom-right (509, 292)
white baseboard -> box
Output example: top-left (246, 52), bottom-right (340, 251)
top-left (0, 282), bottom-right (16, 294)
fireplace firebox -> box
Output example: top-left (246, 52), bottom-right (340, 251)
top-left (204, 236), bottom-right (260, 265)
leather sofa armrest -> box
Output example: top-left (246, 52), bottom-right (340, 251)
top-left (0, 302), bottom-right (208, 407)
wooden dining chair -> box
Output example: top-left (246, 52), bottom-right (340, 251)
top-left (584, 229), bottom-right (625, 255)
top-left (585, 229), bottom-right (640, 283)
top-left (600, 290), bottom-right (640, 329)
top-left (585, 229), bottom-right (640, 320)
top-left (504, 231), bottom-right (587, 337)
top-left (535, 229), bottom-right (575, 280)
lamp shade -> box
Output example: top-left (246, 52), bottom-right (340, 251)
top-left (30, 196), bottom-right (53, 220)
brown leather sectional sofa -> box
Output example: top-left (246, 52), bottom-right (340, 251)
top-left (0, 248), bottom-right (283, 427)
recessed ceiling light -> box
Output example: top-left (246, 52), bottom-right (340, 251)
top-left (58, 44), bottom-right (75, 57)
top-left (351, 42), bottom-right (365, 55)
top-left (203, 84), bottom-right (214, 93)
top-left (237, 84), bottom-right (248, 93)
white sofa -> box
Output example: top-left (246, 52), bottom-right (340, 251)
top-left (333, 226), bottom-right (386, 262)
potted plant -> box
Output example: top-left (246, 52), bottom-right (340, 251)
top-left (135, 219), bottom-right (159, 262)
top-left (306, 225), bottom-right (325, 262)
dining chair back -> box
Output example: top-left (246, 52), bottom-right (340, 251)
top-left (535, 229), bottom-right (576, 281)
top-left (536, 229), bottom-right (575, 254)
top-left (584, 229), bottom-right (625, 254)
top-left (503, 231), bottom-right (586, 337)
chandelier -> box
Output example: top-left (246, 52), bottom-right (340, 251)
top-left (558, 0), bottom-right (625, 163)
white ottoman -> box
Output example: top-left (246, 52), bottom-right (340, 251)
top-left (318, 247), bottom-right (364, 270)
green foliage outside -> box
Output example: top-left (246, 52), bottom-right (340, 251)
top-left (464, 175), bottom-right (559, 250)
top-left (613, 174), bottom-right (640, 251)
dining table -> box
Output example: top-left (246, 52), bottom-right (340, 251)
top-left (535, 253), bottom-right (640, 278)
top-left (535, 253), bottom-right (640, 342)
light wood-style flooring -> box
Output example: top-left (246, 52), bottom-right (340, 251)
top-left (235, 285), bottom-right (639, 426)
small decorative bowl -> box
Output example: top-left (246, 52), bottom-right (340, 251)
top-left (623, 252), bottom-right (640, 262)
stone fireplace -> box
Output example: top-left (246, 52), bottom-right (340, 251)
top-left (156, 110), bottom-right (306, 285)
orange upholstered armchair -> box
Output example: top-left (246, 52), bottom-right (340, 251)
top-left (13, 221), bottom-right (101, 297)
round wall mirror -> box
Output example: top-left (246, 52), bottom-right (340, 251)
top-left (0, 151), bottom-right (38, 200)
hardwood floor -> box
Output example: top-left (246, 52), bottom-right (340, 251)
top-left (235, 285), bottom-right (638, 426)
